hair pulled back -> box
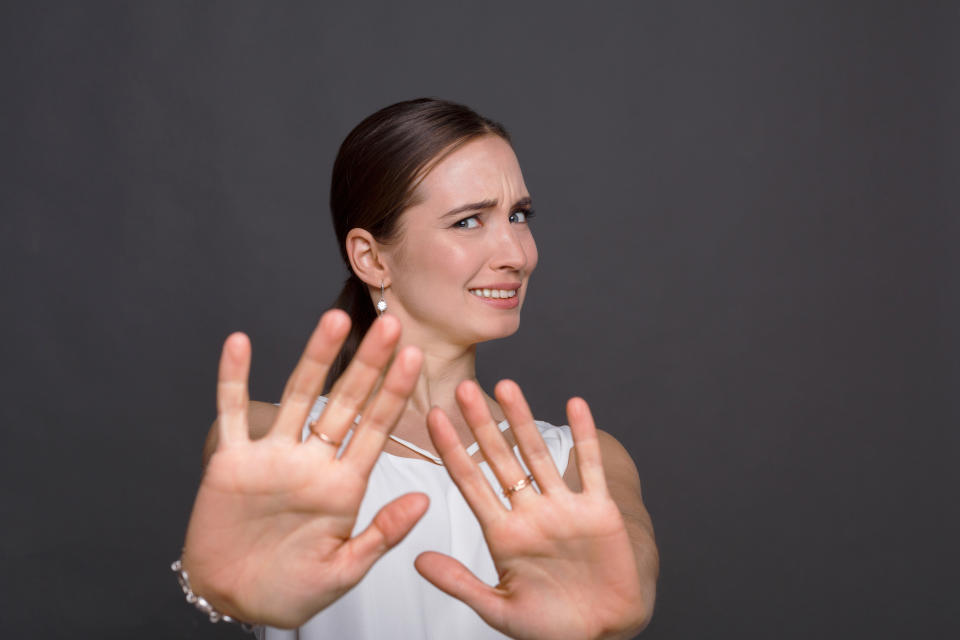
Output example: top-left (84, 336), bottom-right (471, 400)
top-left (326, 98), bottom-right (510, 389)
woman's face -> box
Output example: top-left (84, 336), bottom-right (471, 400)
top-left (382, 134), bottom-right (538, 349)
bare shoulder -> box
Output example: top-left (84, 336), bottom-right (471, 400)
top-left (246, 401), bottom-right (281, 437)
top-left (562, 429), bottom-right (652, 530)
top-left (201, 400), bottom-right (280, 467)
top-left (596, 430), bottom-right (643, 494)
top-left (562, 429), bottom-right (639, 487)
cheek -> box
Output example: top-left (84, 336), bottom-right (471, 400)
top-left (428, 242), bottom-right (471, 275)
top-left (399, 236), bottom-right (474, 286)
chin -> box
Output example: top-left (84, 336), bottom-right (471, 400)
top-left (468, 318), bottom-right (521, 344)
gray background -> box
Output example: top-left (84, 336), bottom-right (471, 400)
top-left (2, 1), bottom-right (957, 638)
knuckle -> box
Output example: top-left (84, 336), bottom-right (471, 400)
top-left (285, 387), bottom-right (315, 405)
top-left (526, 447), bottom-right (553, 467)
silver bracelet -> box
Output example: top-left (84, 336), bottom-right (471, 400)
top-left (171, 558), bottom-right (255, 632)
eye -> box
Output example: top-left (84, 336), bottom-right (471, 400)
top-left (454, 215), bottom-right (481, 229)
top-left (510, 209), bottom-right (535, 223)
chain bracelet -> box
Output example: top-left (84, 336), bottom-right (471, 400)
top-left (171, 558), bottom-right (255, 633)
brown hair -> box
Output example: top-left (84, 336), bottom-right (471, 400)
top-left (325, 98), bottom-right (510, 390)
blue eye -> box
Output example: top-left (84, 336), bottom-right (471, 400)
top-left (454, 215), bottom-right (481, 229)
top-left (510, 209), bottom-right (534, 223)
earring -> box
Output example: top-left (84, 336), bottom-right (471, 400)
top-left (377, 281), bottom-right (387, 315)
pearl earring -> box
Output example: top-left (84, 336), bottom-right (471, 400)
top-left (377, 281), bottom-right (387, 315)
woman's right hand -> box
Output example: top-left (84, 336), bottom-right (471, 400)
top-left (180, 310), bottom-right (426, 628)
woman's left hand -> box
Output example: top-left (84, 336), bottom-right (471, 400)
top-left (415, 380), bottom-right (650, 640)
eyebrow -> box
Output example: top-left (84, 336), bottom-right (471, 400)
top-left (441, 196), bottom-right (533, 218)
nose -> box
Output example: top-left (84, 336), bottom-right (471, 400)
top-left (489, 222), bottom-right (528, 273)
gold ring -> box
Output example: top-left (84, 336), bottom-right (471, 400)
top-left (502, 474), bottom-right (535, 498)
top-left (309, 419), bottom-right (341, 448)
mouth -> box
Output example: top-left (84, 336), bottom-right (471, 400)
top-left (467, 284), bottom-right (522, 310)
top-left (468, 287), bottom-right (518, 299)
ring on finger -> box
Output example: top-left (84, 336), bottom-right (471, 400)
top-left (502, 473), bottom-right (535, 498)
top-left (309, 419), bottom-right (342, 448)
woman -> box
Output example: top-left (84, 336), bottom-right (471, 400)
top-left (179, 98), bottom-right (659, 639)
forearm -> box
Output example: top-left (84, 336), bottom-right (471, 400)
top-left (627, 514), bottom-right (659, 633)
top-left (600, 513), bottom-right (659, 639)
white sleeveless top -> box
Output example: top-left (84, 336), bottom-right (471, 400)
top-left (260, 396), bottom-right (574, 640)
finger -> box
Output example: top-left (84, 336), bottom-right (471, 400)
top-left (457, 381), bottom-right (536, 506)
top-left (271, 310), bottom-right (351, 441)
top-left (427, 407), bottom-right (506, 524)
top-left (567, 397), bottom-right (609, 496)
top-left (341, 345), bottom-right (423, 475)
top-left (414, 552), bottom-right (505, 629)
top-left (336, 492), bottom-right (429, 586)
top-left (216, 332), bottom-right (251, 447)
top-left (311, 314), bottom-right (402, 454)
top-left (495, 379), bottom-right (565, 494)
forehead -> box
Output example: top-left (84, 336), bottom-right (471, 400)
top-left (414, 135), bottom-right (526, 208)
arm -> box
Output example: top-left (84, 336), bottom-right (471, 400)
top-left (415, 380), bottom-right (656, 640)
top-left (564, 431), bottom-right (659, 634)
top-left (202, 400), bottom-right (279, 467)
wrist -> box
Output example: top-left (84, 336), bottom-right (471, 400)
top-left (172, 556), bottom-right (254, 632)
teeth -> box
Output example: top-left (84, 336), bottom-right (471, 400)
top-left (470, 288), bottom-right (517, 299)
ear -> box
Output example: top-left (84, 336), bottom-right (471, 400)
top-left (346, 228), bottom-right (390, 288)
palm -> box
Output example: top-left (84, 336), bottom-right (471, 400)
top-left (483, 493), bottom-right (641, 639)
top-left (187, 444), bottom-right (366, 624)
top-left (416, 381), bottom-right (645, 640)
top-left (181, 311), bottom-right (427, 628)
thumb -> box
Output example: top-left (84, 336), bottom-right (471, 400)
top-left (337, 492), bottom-right (429, 584)
top-left (414, 551), bottom-right (505, 627)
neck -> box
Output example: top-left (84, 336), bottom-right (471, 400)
top-left (410, 342), bottom-right (478, 415)
top-left (390, 329), bottom-right (502, 449)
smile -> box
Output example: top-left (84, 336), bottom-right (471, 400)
top-left (468, 288), bottom-right (518, 299)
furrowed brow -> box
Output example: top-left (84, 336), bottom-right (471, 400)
top-left (442, 199), bottom-right (498, 218)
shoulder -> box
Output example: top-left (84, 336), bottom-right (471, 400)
top-left (561, 430), bottom-right (655, 550)
top-left (201, 400), bottom-right (282, 467)
top-left (594, 431), bottom-right (653, 536)
top-left (248, 400), bottom-right (281, 435)
top-left (596, 430), bottom-right (643, 495)
top-left (523, 420), bottom-right (575, 473)
top-left (561, 429), bottom-right (644, 499)
top-left (532, 419), bottom-right (573, 444)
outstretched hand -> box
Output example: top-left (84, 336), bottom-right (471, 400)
top-left (415, 380), bottom-right (647, 640)
top-left (181, 310), bottom-right (427, 628)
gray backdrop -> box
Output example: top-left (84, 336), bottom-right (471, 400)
top-left (2, 1), bottom-right (956, 638)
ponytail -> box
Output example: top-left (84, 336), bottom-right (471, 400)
top-left (324, 274), bottom-right (377, 393)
